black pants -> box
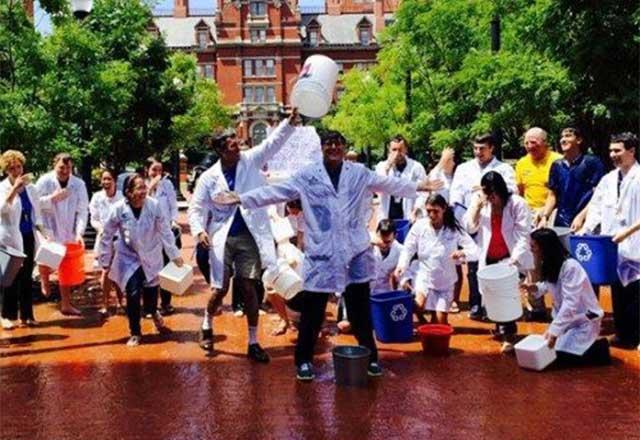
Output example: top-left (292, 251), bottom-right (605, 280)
top-left (555, 338), bottom-right (611, 367)
top-left (195, 243), bottom-right (211, 285)
top-left (159, 226), bottom-right (182, 309)
top-left (467, 261), bottom-right (482, 311)
top-left (2, 231), bottom-right (35, 321)
top-left (611, 279), bottom-right (640, 345)
top-left (126, 267), bottom-right (159, 336)
top-left (295, 282), bottom-right (378, 366)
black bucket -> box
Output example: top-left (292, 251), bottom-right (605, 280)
top-left (332, 345), bottom-right (371, 387)
top-left (0, 245), bottom-right (26, 287)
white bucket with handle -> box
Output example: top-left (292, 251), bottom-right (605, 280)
top-left (270, 216), bottom-right (295, 244)
top-left (291, 55), bottom-right (339, 118)
top-left (277, 242), bottom-right (303, 267)
top-left (262, 259), bottom-right (303, 301)
top-left (477, 264), bottom-right (522, 322)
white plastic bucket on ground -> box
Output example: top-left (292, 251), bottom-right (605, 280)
top-left (262, 260), bottom-right (303, 300)
top-left (291, 55), bottom-right (339, 118)
top-left (270, 217), bottom-right (295, 244)
top-left (159, 262), bottom-right (194, 295)
top-left (35, 241), bottom-right (67, 270)
top-left (277, 242), bottom-right (303, 267)
top-left (477, 264), bottom-right (522, 322)
top-left (552, 227), bottom-right (572, 251)
top-left (515, 334), bottom-right (557, 371)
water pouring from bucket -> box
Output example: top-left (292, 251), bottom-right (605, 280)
top-left (291, 55), bottom-right (340, 119)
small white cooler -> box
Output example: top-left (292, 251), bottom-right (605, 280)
top-left (35, 241), bottom-right (67, 270)
top-left (515, 334), bottom-right (557, 371)
top-left (270, 217), bottom-right (295, 244)
top-left (159, 263), bottom-right (194, 295)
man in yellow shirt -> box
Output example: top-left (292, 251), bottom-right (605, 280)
top-left (515, 127), bottom-right (561, 321)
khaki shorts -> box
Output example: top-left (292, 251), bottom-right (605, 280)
top-left (221, 230), bottom-right (262, 292)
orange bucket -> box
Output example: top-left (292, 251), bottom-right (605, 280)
top-left (417, 324), bottom-right (453, 356)
top-left (58, 242), bottom-right (86, 287)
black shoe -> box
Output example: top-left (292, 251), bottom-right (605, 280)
top-left (468, 306), bottom-right (485, 322)
top-left (199, 328), bottom-right (213, 352)
top-left (296, 362), bottom-right (315, 381)
top-left (160, 305), bottom-right (175, 316)
top-left (247, 343), bottom-right (270, 363)
top-left (524, 309), bottom-right (548, 322)
top-left (610, 335), bottom-right (637, 349)
top-left (367, 362), bottom-right (383, 377)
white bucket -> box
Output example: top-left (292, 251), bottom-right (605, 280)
top-left (277, 242), bottom-right (304, 267)
top-left (291, 55), bottom-right (339, 118)
top-left (159, 263), bottom-right (194, 295)
top-left (515, 334), bottom-right (557, 371)
top-left (477, 264), bottom-right (522, 322)
top-left (271, 216), bottom-right (295, 244)
top-left (262, 260), bottom-right (303, 301)
top-left (35, 241), bottom-right (67, 270)
top-left (552, 227), bottom-right (571, 251)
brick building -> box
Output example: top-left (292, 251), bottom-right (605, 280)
top-left (152, 0), bottom-right (399, 144)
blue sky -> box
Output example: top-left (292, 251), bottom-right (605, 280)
top-left (35, 0), bottom-right (325, 34)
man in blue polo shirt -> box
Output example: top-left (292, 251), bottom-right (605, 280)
top-left (537, 127), bottom-right (605, 229)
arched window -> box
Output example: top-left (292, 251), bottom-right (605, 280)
top-left (251, 122), bottom-right (268, 145)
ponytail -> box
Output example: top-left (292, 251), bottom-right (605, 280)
top-left (425, 193), bottom-right (461, 232)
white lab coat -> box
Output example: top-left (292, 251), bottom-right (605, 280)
top-left (0, 179), bottom-right (42, 252)
top-left (188, 119), bottom-right (295, 289)
top-left (583, 162), bottom-right (640, 286)
top-left (99, 198), bottom-right (180, 292)
top-left (464, 195), bottom-right (534, 271)
top-left (89, 189), bottom-right (123, 256)
top-left (240, 161), bottom-right (419, 292)
top-left (398, 218), bottom-right (479, 291)
top-left (371, 240), bottom-right (403, 294)
top-left (149, 177), bottom-right (178, 224)
top-left (36, 172), bottom-right (89, 243)
top-left (449, 157), bottom-right (517, 220)
top-left (533, 259), bottom-right (603, 355)
top-left (375, 157), bottom-right (426, 220)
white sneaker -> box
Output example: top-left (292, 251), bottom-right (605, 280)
top-left (126, 335), bottom-right (141, 347)
top-left (1, 318), bottom-right (15, 330)
top-left (501, 341), bottom-right (515, 354)
top-left (233, 310), bottom-right (244, 317)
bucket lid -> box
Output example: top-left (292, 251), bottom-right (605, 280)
top-left (332, 345), bottom-right (371, 359)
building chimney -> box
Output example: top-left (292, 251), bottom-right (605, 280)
top-left (22, 0), bottom-right (34, 18)
top-left (174, 0), bottom-right (189, 18)
top-left (327, 0), bottom-right (341, 16)
top-left (374, 0), bottom-right (384, 33)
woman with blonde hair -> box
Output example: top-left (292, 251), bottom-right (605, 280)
top-left (0, 150), bottom-right (46, 328)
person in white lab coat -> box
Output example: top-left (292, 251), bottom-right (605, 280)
top-left (215, 129), bottom-right (443, 381)
top-left (188, 110), bottom-right (298, 362)
top-left (99, 175), bottom-right (183, 346)
top-left (464, 171), bottom-right (533, 353)
top-left (396, 194), bottom-right (478, 325)
top-left (450, 134), bottom-right (517, 321)
top-left (89, 169), bottom-right (124, 315)
top-left (145, 158), bottom-right (180, 316)
top-left (375, 135), bottom-right (427, 221)
top-left (36, 153), bottom-right (89, 315)
top-left (582, 132), bottom-right (640, 349)
top-left (521, 228), bottom-right (610, 366)
top-left (0, 150), bottom-right (46, 329)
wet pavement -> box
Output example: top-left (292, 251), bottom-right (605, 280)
top-left (1, 225), bottom-right (639, 439)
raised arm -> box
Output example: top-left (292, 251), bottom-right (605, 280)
top-left (243, 110), bottom-right (298, 168)
top-left (240, 177), bottom-right (301, 210)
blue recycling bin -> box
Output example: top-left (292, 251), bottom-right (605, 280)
top-left (370, 291), bottom-right (414, 343)
top-left (569, 235), bottom-right (618, 285)
top-left (394, 220), bottom-right (411, 244)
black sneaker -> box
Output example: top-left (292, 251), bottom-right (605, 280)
top-left (468, 306), bottom-right (486, 322)
top-left (199, 328), bottom-right (213, 352)
top-left (247, 343), bottom-right (270, 363)
top-left (367, 362), bottom-right (383, 377)
top-left (160, 305), bottom-right (176, 316)
top-left (296, 362), bottom-right (315, 381)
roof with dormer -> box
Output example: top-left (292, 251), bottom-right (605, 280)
top-left (153, 16), bottom-right (217, 48)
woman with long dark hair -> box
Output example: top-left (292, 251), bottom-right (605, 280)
top-left (465, 171), bottom-right (533, 353)
top-left (98, 175), bottom-right (183, 346)
top-left (396, 194), bottom-right (478, 324)
top-left (522, 228), bottom-right (610, 365)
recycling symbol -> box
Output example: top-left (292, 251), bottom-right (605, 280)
top-left (390, 304), bottom-right (408, 322)
top-left (575, 243), bottom-right (593, 262)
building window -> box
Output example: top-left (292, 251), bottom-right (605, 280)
top-left (336, 62), bottom-right (344, 73)
top-left (359, 26), bottom-right (371, 46)
top-left (252, 122), bottom-right (268, 145)
top-left (243, 60), bottom-right (252, 77)
top-left (242, 59), bottom-right (276, 77)
top-left (266, 86), bottom-right (275, 103)
top-left (250, 29), bottom-right (266, 43)
top-left (309, 29), bottom-right (319, 46)
top-left (244, 87), bottom-right (254, 103)
top-left (265, 59), bottom-right (275, 76)
top-left (243, 86), bottom-right (277, 104)
top-left (249, 1), bottom-right (266, 17)
top-left (255, 59), bottom-right (266, 76)
top-left (255, 86), bottom-right (265, 103)
top-left (197, 30), bottom-right (209, 49)
top-left (204, 64), bottom-right (214, 79)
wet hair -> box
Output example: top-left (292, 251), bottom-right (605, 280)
top-left (100, 168), bottom-right (117, 180)
top-left (425, 193), bottom-right (462, 232)
top-left (211, 130), bottom-right (237, 152)
top-left (389, 134), bottom-right (409, 151)
top-left (610, 132), bottom-right (639, 153)
top-left (320, 130), bottom-right (346, 146)
top-left (146, 157), bottom-right (163, 170)
top-left (474, 133), bottom-right (496, 148)
top-left (377, 219), bottom-right (397, 235)
top-left (531, 228), bottom-right (569, 283)
top-left (53, 152), bottom-right (72, 166)
top-left (0, 150), bottom-right (26, 171)
top-left (123, 174), bottom-right (144, 202)
top-left (480, 171), bottom-right (511, 205)
top-left (286, 199), bottom-right (302, 212)
top-left (562, 127), bottom-right (582, 139)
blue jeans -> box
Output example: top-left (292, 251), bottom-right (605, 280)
top-left (126, 267), bottom-right (159, 336)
